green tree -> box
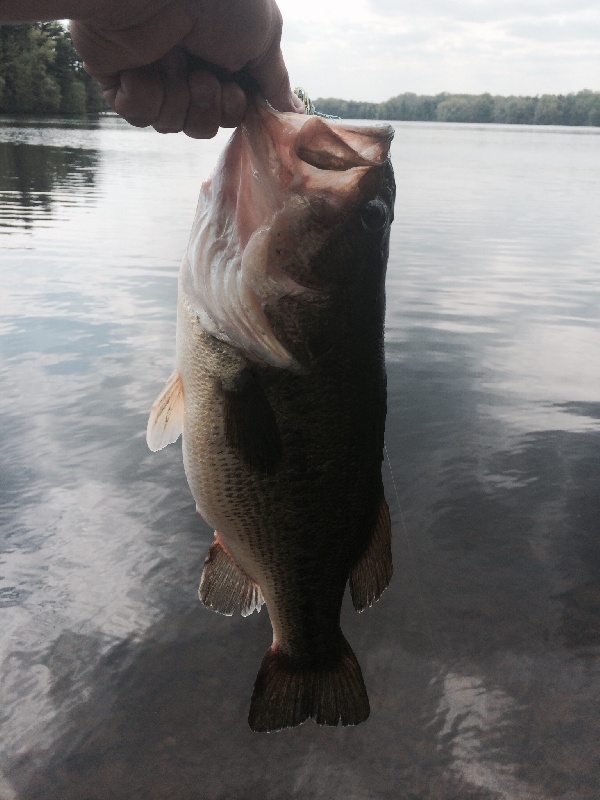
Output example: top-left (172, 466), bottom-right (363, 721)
top-left (436, 95), bottom-right (472, 122)
top-left (313, 97), bottom-right (349, 117)
top-left (534, 94), bottom-right (562, 125)
top-left (587, 93), bottom-right (600, 126)
top-left (316, 90), bottom-right (600, 126)
top-left (0, 22), bottom-right (106, 115)
top-left (564, 90), bottom-right (600, 126)
top-left (379, 92), bottom-right (437, 121)
top-left (1, 24), bottom-right (60, 113)
top-left (436, 94), bottom-right (495, 123)
top-left (493, 95), bottom-right (537, 124)
top-left (41, 21), bottom-right (87, 115)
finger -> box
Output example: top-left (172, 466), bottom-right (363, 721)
top-left (93, 70), bottom-right (120, 111)
top-left (153, 49), bottom-right (190, 134)
top-left (183, 70), bottom-right (221, 139)
top-left (70, 14), bottom-right (193, 77)
top-left (220, 82), bottom-right (247, 128)
top-left (250, 43), bottom-right (304, 114)
top-left (108, 65), bottom-right (164, 128)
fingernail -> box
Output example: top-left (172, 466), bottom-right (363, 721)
top-left (292, 92), bottom-right (307, 114)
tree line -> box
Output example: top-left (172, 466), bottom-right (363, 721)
top-left (315, 91), bottom-right (600, 127)
top-left (2, 23), bottom-right (599, 126)
top-left (0, 23), bottom-right (105, 115)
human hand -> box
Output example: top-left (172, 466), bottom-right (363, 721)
top-left (69, 0), bottom-right (304, 138)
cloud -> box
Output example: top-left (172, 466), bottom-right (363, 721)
top-left (368, 0), bottom-right (599, 22)
top-left (278, 0), bottom-right (600, 99)
top-left (507, 16), bottom-right (600, 43)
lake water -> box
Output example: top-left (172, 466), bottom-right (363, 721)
top-left (0, 115), bottom-right (599, 800)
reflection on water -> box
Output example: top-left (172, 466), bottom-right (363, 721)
top-left (0, 141), bottom-right (98, 232)
top-left (0, 118), bottom-right (599, 799)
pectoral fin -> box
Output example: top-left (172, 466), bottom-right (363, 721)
top-left (199, 538), bottom-right (264, 617)
top-left (146, 370), bottom-right (184, 452)
top-left (350, 490), bottom-right (393, 612)
top-left (221, 369), bottom-right (282, 473)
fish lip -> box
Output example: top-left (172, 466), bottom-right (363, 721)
top-left (249, 102), bottom-right (394, 173)
top-left (252, 95), bottom-right (395, 150)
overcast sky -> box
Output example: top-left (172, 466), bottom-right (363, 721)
top-left (277, 0), bottom-right (600, 101)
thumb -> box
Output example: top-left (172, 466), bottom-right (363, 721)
top-left (249, 44), bottom-right (304, 113)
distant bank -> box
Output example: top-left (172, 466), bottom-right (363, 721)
top-left (1, 24), bottom-right (598, 127)
top-left (315, 91), bottom-right (600, 127)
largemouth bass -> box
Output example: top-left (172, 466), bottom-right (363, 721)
top-left (147, 100), bottom-right (395, 732)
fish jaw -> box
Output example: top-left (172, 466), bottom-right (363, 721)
top-left (181, 102), bottom-right (394, 369)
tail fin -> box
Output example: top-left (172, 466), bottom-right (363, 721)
top-left (248, 632), bottom-right (370, 732)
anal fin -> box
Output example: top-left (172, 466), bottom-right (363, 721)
top-left (221, 369), bottom-right (282, 473)
top-left (349, 491), bottom-right (393, 612)
top-left (199, 538), bottom-right (264, 617)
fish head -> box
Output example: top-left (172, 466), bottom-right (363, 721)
top-left (182, 101), bottom-right (395, 369)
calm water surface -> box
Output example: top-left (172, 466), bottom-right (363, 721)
top-left (1, 116), bottom-right (599, 800)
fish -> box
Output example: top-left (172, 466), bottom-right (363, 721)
top-left (147, 98), bottom-right (395, 732)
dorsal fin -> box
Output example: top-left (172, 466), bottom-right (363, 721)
top-left (146, 370), bottom-right (184, 452)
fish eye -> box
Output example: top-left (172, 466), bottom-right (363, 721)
top-left (360, 199), bottom-right (388, 232)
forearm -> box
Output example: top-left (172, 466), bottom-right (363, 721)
top-left (0, 1), bottom-right (98, 23)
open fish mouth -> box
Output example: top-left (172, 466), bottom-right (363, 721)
top-left (182, 102), bottom-right (394, 370)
